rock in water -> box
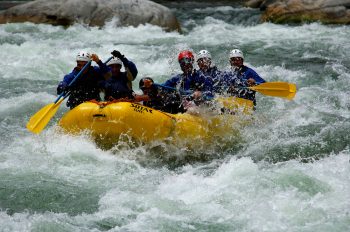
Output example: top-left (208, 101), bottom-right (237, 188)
top-left (0, 0), bottom-right (181, 32)
top-left (260, 0), bottom-right (350, 24)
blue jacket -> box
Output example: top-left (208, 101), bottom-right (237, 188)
top-left (163, 70), bottom-right (213, 99)
top-left (99, 58), bottom-right (138, 100)
top-left (197, 66), bottom-right (224, 95)
top-left (57, 60), bottom-right (109, 109)
top-left (223, 65), bottom-right (266, 104)
top-left (158, 70), bottom-right (213, 113)
top-left (234, 65), bottom-right (265, 84)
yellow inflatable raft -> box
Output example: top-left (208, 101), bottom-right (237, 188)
top-left (58, 97), bottom-right (254, 146)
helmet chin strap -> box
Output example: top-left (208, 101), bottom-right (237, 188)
top-left (201, 65), bottom-right (210, 72)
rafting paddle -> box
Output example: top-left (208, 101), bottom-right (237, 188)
top-left (26, 56), bottom-right (113, 134)
top-left (153, 83), bottom-right (193, 95)
top-left (154, 82), bottom-right (296, 100)
top-left (26, 61), bottom-right (92, 134)
top-left (248, 82), bottom-right (297, 100)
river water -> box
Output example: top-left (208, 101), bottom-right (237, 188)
top-left (0, 1), bottom-right (349, 231)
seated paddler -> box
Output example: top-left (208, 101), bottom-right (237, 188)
top-left (99, 50), bottom-right (138, 101)
top-left (135, 77), bottom-right (186, 114)
top-left (57, 51), bottom-right (110, 109)
top-left (135, 77), bottom-right (164, 110)
top-left (223, 49), bottom-right (266, 105)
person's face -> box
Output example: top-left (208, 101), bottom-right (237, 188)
top-left (76, 61), bottom-right (88, 71)
top-left (109, 64), bottom-right (122, 75)
top-left (197, 57), bottom-right (211, 71)
top-left (179, 57), bottom-right (193, 74)
top-left (141, 79), bottom-right (153, 94)
top-left (230, 57), bottom-right (243, 68)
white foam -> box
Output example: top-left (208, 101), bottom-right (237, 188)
top-left (1, 10), bottom-right (350, 231)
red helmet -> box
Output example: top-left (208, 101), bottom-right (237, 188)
top-left (178, 50), bottom-right (194, 63)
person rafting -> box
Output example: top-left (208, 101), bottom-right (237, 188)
top-left (136, 77), bottom-right (182, 113)
top-left (224, 49), bottom-right (266, 105)
top-left (57, 51), bottom-right (110, 109)
top-left (99, 50), bottom-right (138, 101)
top-left (137, 77), bottom-right (164, 110)
top-left (196, 49), bottom-right (224, 94)
top-left (161, 50), bottom-right (213, 113)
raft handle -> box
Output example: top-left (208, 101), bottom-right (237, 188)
top-left (93, 114), bottom-right (106, 118)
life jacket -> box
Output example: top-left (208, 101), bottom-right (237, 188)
top-left (101, 74), bottom-right (134, 101)
top-left (66, 67), bottom-right (104, 108)
top-left (224, 65), bottom-right (265, 105)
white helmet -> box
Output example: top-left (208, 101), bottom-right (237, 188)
top-left (107, 57), bottom-right (123, 66)
top-left (76, 51), bottom-right (91, 62)
top-left (229, 49), bottom-right (244, 59)
top-left (197, 50), bottom-right (212, 61)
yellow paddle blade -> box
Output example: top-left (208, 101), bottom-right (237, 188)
top-left (26, 98), bottom-right (64, 134)
top-left (249, 82), bottom-right (297, 100)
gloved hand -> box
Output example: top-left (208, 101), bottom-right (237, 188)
top-left (90, 53), bottom-right (100, 63)
top-left (57, 82), bottom-right (70, 95)
top-left (246, 78), bottom-right (256, 87)
top-left (111, 50), bottom-right (124, 59)
top-left (192, 90), bottom-right (202, 100)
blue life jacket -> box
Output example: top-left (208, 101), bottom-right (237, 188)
top-left (223, 65), bottom-right (266, 104)
top-left (99, 58), bottom-right (138, 100)
top-left (99, 74), bottom-right (133, 100)
top-left (235, 65), bottom-right (265, 84)
top-left (163, 70), bottom-right (213, 98)
top-left (197, 66), bottom-right (224, 95)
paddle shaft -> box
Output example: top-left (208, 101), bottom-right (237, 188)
top-left (153, 83), bottom-right (193, 95)
top-left (155, 81), bottom-right (296, 101)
